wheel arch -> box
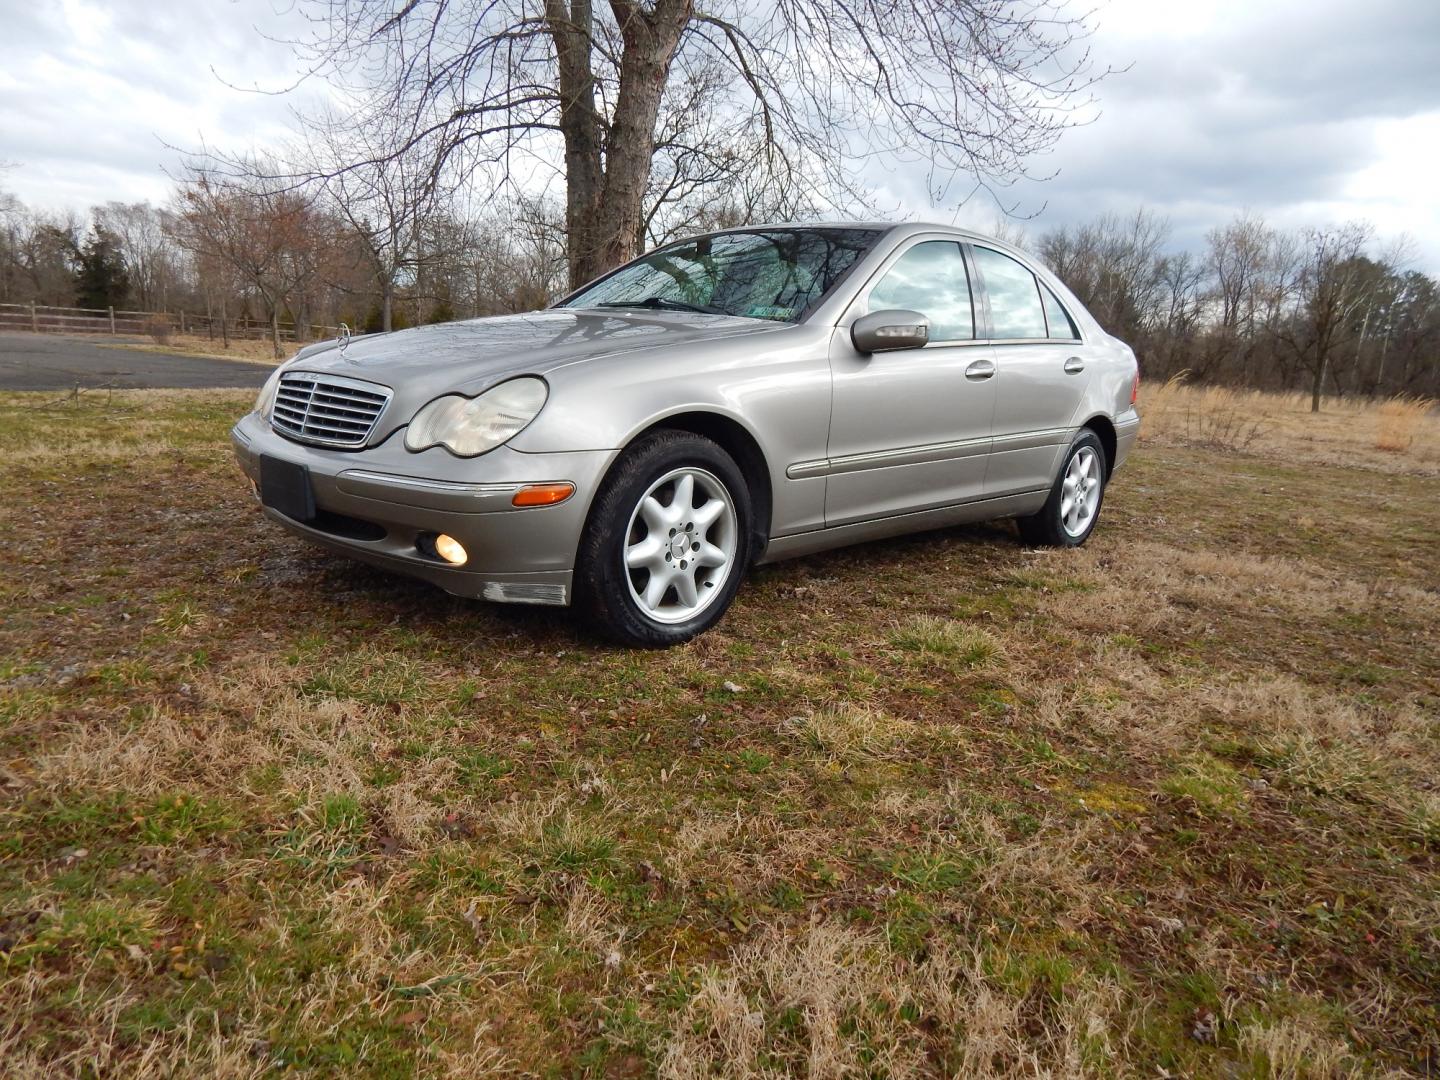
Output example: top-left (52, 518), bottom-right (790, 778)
top-left (639, 411), bottom-right (773, 556)
top-left (1080, 414), bottom-right (1117, 477)
top-left (583, 409), bottom-right (774, 564)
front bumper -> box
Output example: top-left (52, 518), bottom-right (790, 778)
top-left (231, 411), bottom-right (614, 605)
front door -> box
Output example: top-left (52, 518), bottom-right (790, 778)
top-left (824, 238), bottom-right (997, 527)
top-left (969, 244), bottom-right (1095, 495)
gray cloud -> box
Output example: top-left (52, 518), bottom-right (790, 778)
top-left (1, 0), bottom-right (1436, 270)
top-left (913, 0), bottom-right (1440, 267)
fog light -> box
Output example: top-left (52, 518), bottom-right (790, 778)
top-left (434, 533), bottom-right (467, 565)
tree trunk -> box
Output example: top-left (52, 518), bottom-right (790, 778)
top-left (591, 1), bottom-right (691, 275)
top-left (1375, 329), bottom-right (1391, 395)
top-left (382, 279), bottom-right (394, 333)
top-left (547, 0), bottom-right (690, 290)
top-left (548, 0), bottom-right (606, 291)
top-left (269, 304), bottom-right (282, 359)
top-left (1310, 328), bottom-right (1329, 413)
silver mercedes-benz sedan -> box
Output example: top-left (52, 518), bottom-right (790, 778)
top-left (231, 222), bottom-right (1140, 645)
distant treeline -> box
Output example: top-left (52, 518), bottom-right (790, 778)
top-left (0, 183), bottom-right (574, 357)
top-left (1014, 210), bottom-right (1438, 407)
top-left (1, 185), bottom-right (1435, 403)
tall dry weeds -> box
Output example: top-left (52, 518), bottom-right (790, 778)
top-left (1142, 372), bottom-right (1268, 452)
top-left (1140, 375), bottom-right (1440, 474)
top-left (1374, 395), bottom-right (1434, 452)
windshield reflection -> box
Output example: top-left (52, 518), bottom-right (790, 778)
top-left (557, 228), bottom-right (881, 323)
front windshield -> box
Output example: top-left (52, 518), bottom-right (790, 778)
top-left (556, 228), bottom-right (882, 323)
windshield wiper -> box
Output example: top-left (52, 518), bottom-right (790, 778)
top-left (598, 297), bottom-right (725, 315)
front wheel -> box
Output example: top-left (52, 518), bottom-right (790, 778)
top-left (1017, 430), bottom-right (1108, 547)
top-left (575, 431), bottom-right (752, 647)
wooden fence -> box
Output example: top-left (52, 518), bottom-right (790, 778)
top-left (0, 303), bottom-right (336, 343)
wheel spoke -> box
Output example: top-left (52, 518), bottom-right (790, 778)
top-left (694, 541), bottom-right (727, 568)
top-left (1060, 495), bottom-right (1075, 519)
top-left (671, 473), bottom-right (695, 517)
top-left (673, 572), bottom-right (699, 608)
top-left (639, 495), bottom-right (667, 532)
top-left (691, 498), bottom-right (726, 530)
top-left (626, 536), bottom-right (663, 568)
top-left (643, 570), bottom-right (670, 610)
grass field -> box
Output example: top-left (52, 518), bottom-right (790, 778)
top-left (99, 334), bottom-right (286, 366)
top-left (0, 387), bottom-right (1436, 1077)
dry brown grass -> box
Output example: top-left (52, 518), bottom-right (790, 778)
top-left (1, 388), bottom-right (1437, 1075)
top-left (789, 702), bottom-right (918, 761)
top-left (1375, 396), bottom-right (1435, 453)
top-left (99, 333), bottom-right (289, 365)
top-left (660, 920), bottom-right (1123, 1079)
top-left (1143, 375), bottom-right (1440, 475)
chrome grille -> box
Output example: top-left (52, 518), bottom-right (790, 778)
top-left (271, 372), bottom-right (391, 448)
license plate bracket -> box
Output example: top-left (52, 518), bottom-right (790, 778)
top-left (259, 455), bottom-right (316, 522)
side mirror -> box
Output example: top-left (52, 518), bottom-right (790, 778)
top-left (851, 309), bottom-right (930, 353)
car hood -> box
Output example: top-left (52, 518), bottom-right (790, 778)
top-left (284, 308), bottom-right (786, 445)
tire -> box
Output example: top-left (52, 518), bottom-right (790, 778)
top-left (575, 430), bottom-right (753, 647)
top-left (1016, 430), bottom-right (1108, 547)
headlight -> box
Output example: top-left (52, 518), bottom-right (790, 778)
top-left (254, 368), bottom-right (283, 419)
top-left (404, 377), bottom-right (549, 457)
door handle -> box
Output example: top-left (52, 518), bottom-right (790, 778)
top-left (965, 359), bottom-right (996, 381)
top-left (1063, 356), bottom-right (1085, 374)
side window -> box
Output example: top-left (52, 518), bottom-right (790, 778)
top-left (1041, 285), bottom-right (1081, 341)
top-left (867, 240), bottom-right (974, 342)
top-left (972, 246), bottom-right (1048, 339)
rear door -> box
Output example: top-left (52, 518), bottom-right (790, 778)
top-left (968, 244), bottom-right (1093, 495)
top-left (823, 238), bottom-right (996, 527)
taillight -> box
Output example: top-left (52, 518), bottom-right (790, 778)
top-left (1130, 370), bottom-right (1140, 406)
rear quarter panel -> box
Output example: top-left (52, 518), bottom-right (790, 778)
top-left (1028, 259), bottom-right (1140, 471)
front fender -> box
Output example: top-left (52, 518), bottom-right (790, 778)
top-left (510, 327), bottom-right (835, 536)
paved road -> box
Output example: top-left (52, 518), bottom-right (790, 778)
top-left (0, 332), bottom-right (270, 391)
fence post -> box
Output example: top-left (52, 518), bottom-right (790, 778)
top-left (107, 306), bottom-right (116, 335)
top-left (180, 311), bottom-right (187, 334)
top-left (29, 302), bottom-right (37, 332)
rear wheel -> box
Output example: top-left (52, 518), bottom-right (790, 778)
top-left (575, 431), bottom-right (752, 646)
top-left (1017, 430), bottom-right (1107, 547)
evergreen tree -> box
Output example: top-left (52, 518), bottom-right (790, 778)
top-left (74, 225), bottom-right (130, 310)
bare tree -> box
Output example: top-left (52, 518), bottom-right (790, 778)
top-left (4, 206), bottom-right (84, 306)
top-left (1206, 213), bottom-right (1274, 336)
top-left (95, 202), bottom-right (182, 311)
top-left (285, 0), bottom-right (1111, 288)
top-left (1038, 209), bottom-right (1170, 340)
top-left (1276, 222), bottom-right (1374, 412)
top-left (294, 114), bottom-right (452, 332)
top-left (170, 171), bottom-right (332, 356)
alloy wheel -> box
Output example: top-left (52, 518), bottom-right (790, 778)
top-left (1060, 445), bottom-right (1102, 537)
top-left (623, 468), bottom-right (738, 624)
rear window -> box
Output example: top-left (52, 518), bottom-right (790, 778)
top-left (1042, 285), bottom-right (1081, 341)
top-left (972, 246), bottom-right (1048, 340)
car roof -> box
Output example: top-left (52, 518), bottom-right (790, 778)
top-left (701, 220), bottom-right (1018, 249)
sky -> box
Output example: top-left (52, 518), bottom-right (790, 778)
top-left (2, 0), bottom-right (1438, 270)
